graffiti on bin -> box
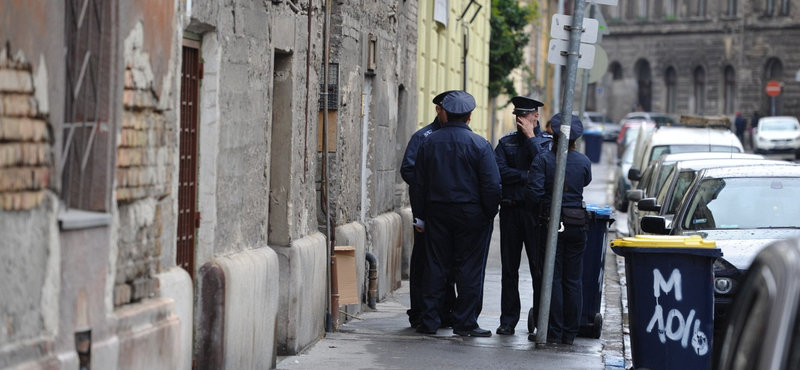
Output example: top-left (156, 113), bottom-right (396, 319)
top-left (645, 268), bottom-right (709, 356)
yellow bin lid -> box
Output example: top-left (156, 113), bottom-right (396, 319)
top-left (610, 235), bottom-right (717, 249)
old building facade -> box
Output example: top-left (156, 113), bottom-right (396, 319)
top-left (597, 0), bottom-right (800, 122)
top-left (1, 0), bottom-right (420, 368)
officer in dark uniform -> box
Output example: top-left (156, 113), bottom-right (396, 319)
top-left (401, 90), bottom-right (457, 328)
top-left (411, 90), bottom-right (501, 337)
top-left (525, 113), bottom-right (592, 345)
top-left (494, 96), bottom-right (551, 336)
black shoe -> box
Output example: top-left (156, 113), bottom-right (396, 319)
top-left (546, 336), bottom-right (561, 344)
top-left (453, 327), bottom-right (492, 337)
top-left (409, 319), bottom-right (421, 328)
top-left (415, 326), bottom-right (437, 335)
top-left (496, 325), bottom-right (515, 335)
top-left (561, 338), bottom-right (574, 345)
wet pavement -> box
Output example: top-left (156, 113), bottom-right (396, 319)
top-left (277, 143), bottom-right (627, 370)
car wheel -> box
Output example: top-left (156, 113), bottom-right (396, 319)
top-left (796, 151), bottom-right (800, 160)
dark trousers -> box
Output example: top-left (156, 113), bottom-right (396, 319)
top-left (408, 229), bottom-right (456, 326)
top-left (420, 203), bottom-right (493, 332)
top-left (548, 225), bottom-right (587, 342)
top-left (499, 206), bottom-right (539, 328)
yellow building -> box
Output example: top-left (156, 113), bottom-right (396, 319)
top-left (416, 0), bottom-right (491, 138)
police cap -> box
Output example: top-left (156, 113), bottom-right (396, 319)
top-left (510, 96), bottom-right (544, 115)
top-left (550, 112), bottom-right (584, 140)
top-left (432, 90), bottom-right (458, 105)
top-left (440, 90), bottom-right (476, 115)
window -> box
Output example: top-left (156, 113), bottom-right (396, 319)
top-left (665, 67), bottom-right (677, 113)
top-left (727, 0), bottom-right (738, 16)
top-left (780, 0), bottom-right (790, 15)
top-left (694, 66), bottom-right (706, 114)
top-left (766, 0), bottom-right (775, 15)
top-left (611, 0), bottom-right (623, 19)
top-left (698, 0), bottom-right (707, 16)
top-left (638, 0), bottom-right (649, 18)
top-left (610, 62), bottom-right (623, 80)
top-left (62, 0), bottom-right (114, 211)
top-left (667, 0), bottom-right (678, 17)
top-left (724, 66), bottom-right (736, 114)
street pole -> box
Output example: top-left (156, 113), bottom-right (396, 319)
top-left (535, 0), bottom-right (587, 348)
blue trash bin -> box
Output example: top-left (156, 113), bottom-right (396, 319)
top-left (584, 130), bottom-right (603, 163)
top-left (578, 205), bottom-right (615, 339)
top-left (612, 236), bottom-right (722, 370)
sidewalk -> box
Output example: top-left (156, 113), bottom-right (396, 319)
top-left (277, 143), bottom-right (627, 370)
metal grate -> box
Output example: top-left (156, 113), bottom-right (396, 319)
top-left (177, 43), bottom-right (200, 279)
top-left (62, 0), bottom-right (112, 211)
top-left (319, 63), bottom-right (339, 110)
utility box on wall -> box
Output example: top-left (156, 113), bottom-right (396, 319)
top-left (335, 246), bottom-right (358, 305)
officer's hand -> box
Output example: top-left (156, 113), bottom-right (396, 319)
top-left (516, 116), bottom-right (535, 138)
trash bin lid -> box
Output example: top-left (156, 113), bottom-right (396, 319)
top-left (586, 204), bottom-right (613, 217)
top-left (610, 235), bottom-right (716, 249)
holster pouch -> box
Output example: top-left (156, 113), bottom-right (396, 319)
top-left (561, 207), bottom-right (588, 227)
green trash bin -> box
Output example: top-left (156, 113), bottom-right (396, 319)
top-left (611, 235), bottom-right (721, 370)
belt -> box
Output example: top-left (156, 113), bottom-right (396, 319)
top-left (501, 199), bottom-right (526, 208)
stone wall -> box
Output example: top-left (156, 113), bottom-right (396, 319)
top-left (0, 50), bottom-right (50, 210)
top-left (114, 22), bottom-right (178, 307)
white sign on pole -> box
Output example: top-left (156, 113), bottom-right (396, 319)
top-left (550, 14), bottom-right (599, 43)
top-left (547, 39), bottom-right (596, 69)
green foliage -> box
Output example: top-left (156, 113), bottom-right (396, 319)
top-left (489, 0), bottom-right (539, 98)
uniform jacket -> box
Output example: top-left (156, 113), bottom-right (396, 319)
top-left (525, 149), bottom-right (592, 210)
top-left (411, 122), bottom-right (502, 220)
top-left (401, 118), bottom-right (442, 185)
top-left (495, 130), bottom-right (552, 202)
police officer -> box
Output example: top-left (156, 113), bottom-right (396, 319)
top-left (411, 91), bottom-right (501, 337)
top-left (495, 96), bottom-right (551, 336)
top-left (525, 113), bottom-right (592, 345)
top-left (401, 90), bottom-right (457, 328)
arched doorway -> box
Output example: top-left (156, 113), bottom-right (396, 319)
top-left (635, 59), bottom-right (652, 112)
top-left (764, 58), bottom-right (783, 115)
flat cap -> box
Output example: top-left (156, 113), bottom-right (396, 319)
top-left (510, 96), bottom-right (544, 115)
top-left (550, 113), bottom-right (584, 140)
top-left (432, 90), bottom-right (458, 105)
top-left (440, 90), bottom-right (476, 115)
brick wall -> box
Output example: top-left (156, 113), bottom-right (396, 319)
top-left (114, 25), bottom-right (176, 306)
top-left (0, 52), bottom-right (50, 211)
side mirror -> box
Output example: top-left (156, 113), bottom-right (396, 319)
top-left (628, 168), bottom-right (642, 182)
top-left (641, 215), bottom-right (670, 235)
top-left (626, 189), bottom-right (644, 202)
top-left (637, 198), bottom-right (661, 212)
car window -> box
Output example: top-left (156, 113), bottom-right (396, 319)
top-left (651, 115), bottom-right (676, 125)
top-left (656, 168), bottom-right (676, 208)
top-left (652, 163), bottom-right (676, 197)
top-left (638, 165), bottom-right (654, 192)
top-left (667, 171), bottom-right (696, 215)
top-left (649, 145), bottom-right (742, 162)
top-left (683, 177), bottom-right (800, 230)
top-left (761, 120), bottom-right (800, 131)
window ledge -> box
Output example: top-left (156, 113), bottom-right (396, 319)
top-left (59, 209), bottom-right (111, 230)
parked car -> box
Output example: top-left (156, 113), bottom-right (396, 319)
top-left (628, 122), bottom-right (744, 189)
top-left (614, 144), bottom-right (636, 211)
top-left (640, 164), bottom-right (800, 324)
top-left (752, 116), bottom-right (800, 159)
top-left (616, 119), bottom-right (655, 158)
top-left (714, 236), bottom-right (800, 370)
top-left (626, 154), bottom-right (774, 236)
top-left (624, 112), bottom-right (678, 126)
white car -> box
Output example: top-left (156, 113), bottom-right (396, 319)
top-left (752, 116), bottom-right (800, 159)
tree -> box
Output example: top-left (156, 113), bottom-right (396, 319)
top-left (489, 0), bottom-right (538, 98)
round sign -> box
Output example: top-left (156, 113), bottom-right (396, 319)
top-left (766, 80), bottom-right (781, 97)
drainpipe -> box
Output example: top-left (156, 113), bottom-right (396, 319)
top-left (365, 252), bottom-right (378, 309)
top-left (322, 0), bottom-right (339, 332)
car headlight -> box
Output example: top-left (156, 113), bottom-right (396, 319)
top-left (758, 136), bottom-right (768, 142)
top-left (714, 277), bottom-right (734, 294)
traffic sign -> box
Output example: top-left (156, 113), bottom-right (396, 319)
top-left (551, 14), bottom-right (599, 43)
top-left (588, 45), bottom-right (608, 83)
top-left (592, 0), bottom-right (619, 6)
top-left (766, 80), bottom-right (781, 97)
top-left (547, 39), bottom-right (596, 69)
